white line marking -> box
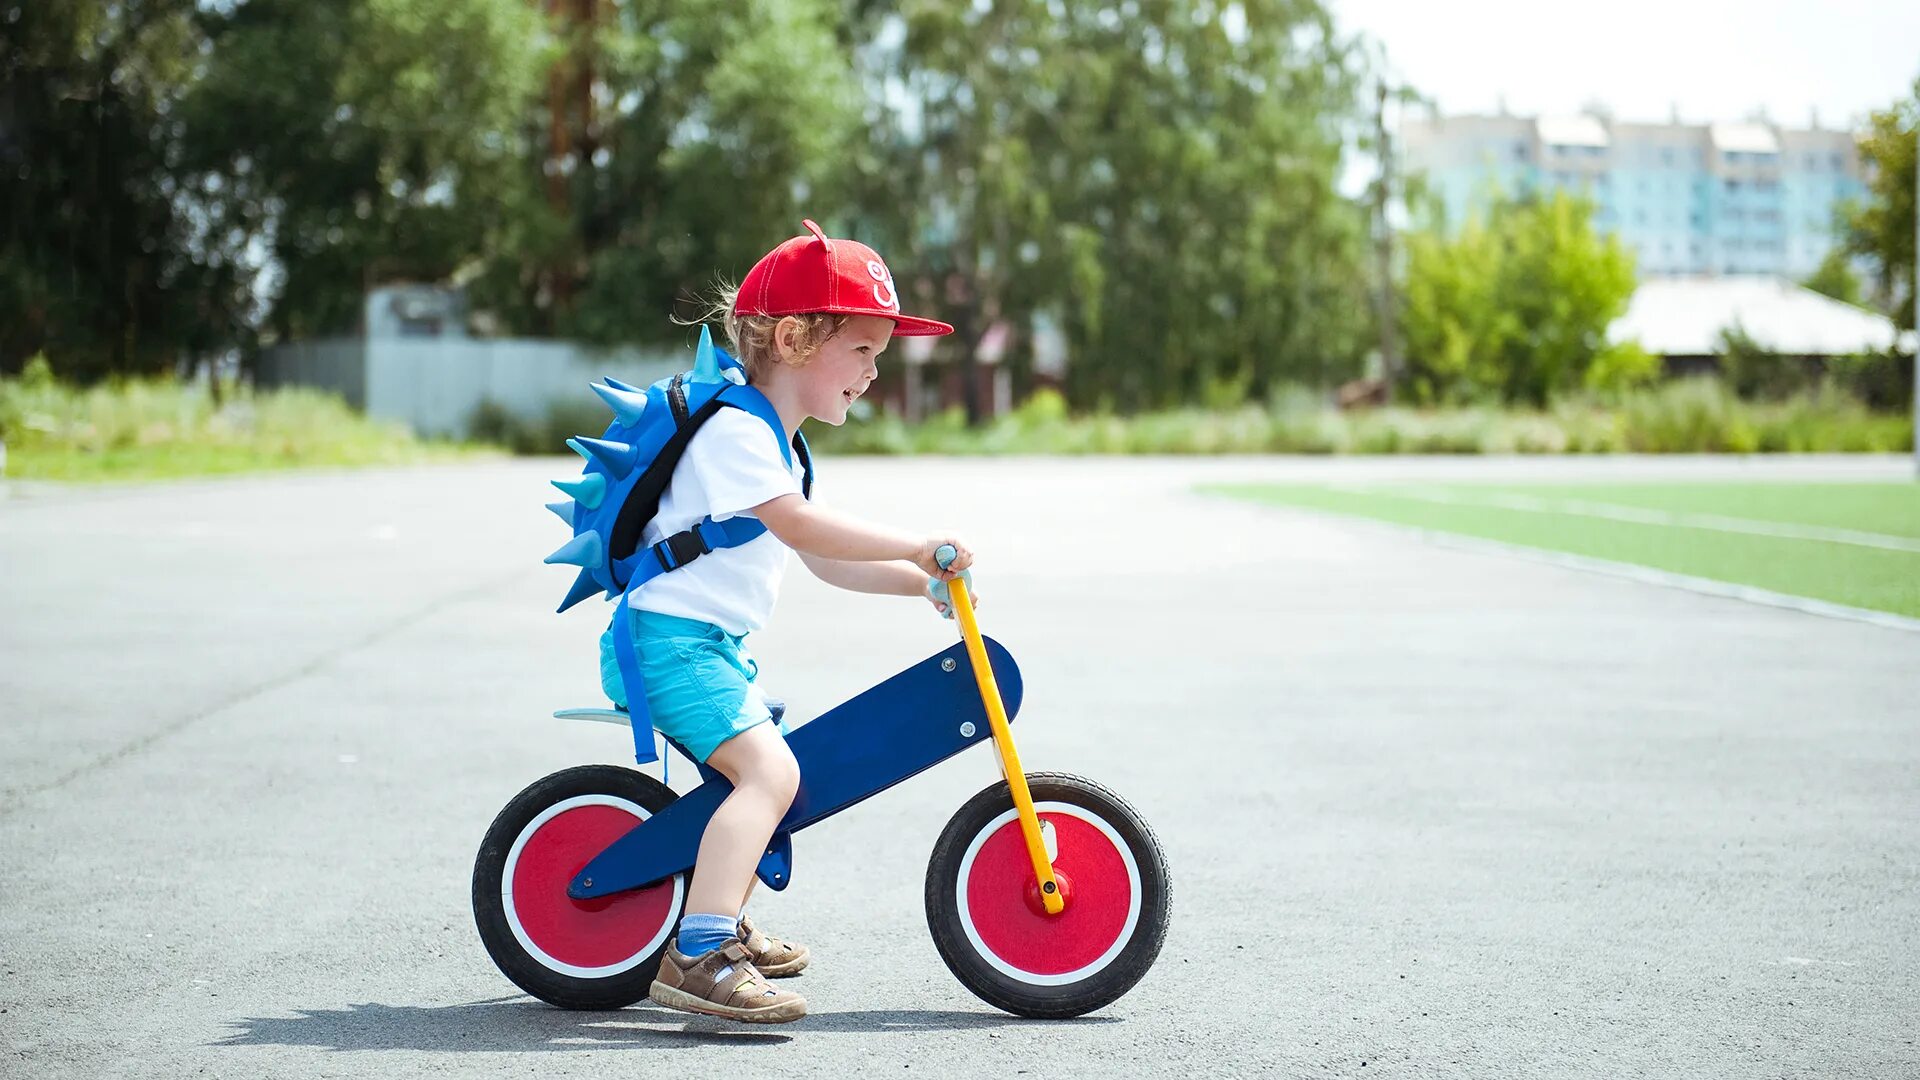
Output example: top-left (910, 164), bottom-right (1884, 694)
top-left (1325, 484), bottom-right (1920, 554)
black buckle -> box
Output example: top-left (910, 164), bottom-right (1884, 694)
top-left (662, 527), bottom-right (709, 569)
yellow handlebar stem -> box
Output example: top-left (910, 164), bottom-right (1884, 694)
top-left (945, 575), bottom-right (1064, 915)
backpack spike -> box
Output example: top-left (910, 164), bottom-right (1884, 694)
top-left (551, 472), bottom-right (606, 510)
top-left (545, 499), bottom-right (576, 526)
top-left (573, 436), bottom-right (642, 480)
top-left (602, 375), bottom-right (642, 393)
top-left (544, 530), bottom-right (604, 568)
top-left (590, 382), bottom-right (649, 426)
top-left (565, 437), bottom-right (591, 461)
top-left (556, 567), bottom-right (604, 612)
top-left (692, 324), bottom-right (723, 382)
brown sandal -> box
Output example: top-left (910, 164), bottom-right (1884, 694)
top-left (738, 914), bottom-right (810, 978)
top-left (649, 939), bottom-right (807, 1023)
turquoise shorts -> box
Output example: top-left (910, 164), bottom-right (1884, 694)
top-left (599, 609), bottom-right (781, 763)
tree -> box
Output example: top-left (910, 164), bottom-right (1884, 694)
top-left (860, 0), bottom-right (1373, 416)
top-left (179, 0), bottom-right (549, 346)
top-left (1801, 248), bottom-right (1865, 308)
top-left (1842, 77), bottom-right (1917, 333)
top-left (1400, 191), bottom-right (1644, 405)
top-left (0, 0), bottom-right (225, 379)
top-left (471, 0), bottom-right (866, 346)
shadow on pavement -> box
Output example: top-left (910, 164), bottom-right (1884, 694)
top-left (216, 996), bottom-right (1116, 1052)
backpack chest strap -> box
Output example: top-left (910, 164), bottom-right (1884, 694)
top-left (612, 514), bottom-right (768, 589)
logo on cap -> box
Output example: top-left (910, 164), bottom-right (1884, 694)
top-left (866, 260), bottom-right (899, 312)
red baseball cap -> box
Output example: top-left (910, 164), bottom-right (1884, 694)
top-left (734, 219), bottom-right (954, 337)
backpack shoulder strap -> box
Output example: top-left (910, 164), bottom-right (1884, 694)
top-left (791, 430), bottom-right (814, 500)
top-left (714, 382), bottom-right (792, 468)
top-left (714, 381), bottom-right (815, 499)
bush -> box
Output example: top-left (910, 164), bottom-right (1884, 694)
top-left (1620, 378), bottom-right (1758, 452)
top-left (1717, 326), bottom-right (1824, 401)
top-left (468, 397), bottom-right (613, 455)
top-left (1828, 350), bottom-right (1914, 412)
top-left (480, 377), bottom-right (1911, 459)
top-left (1400, 191), bottom-right (1639, 405)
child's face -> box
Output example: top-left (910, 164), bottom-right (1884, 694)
top-left (792, 314), bottom-right (893, 426)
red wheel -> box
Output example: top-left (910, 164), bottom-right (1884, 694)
top-left (474, 766), bottom-right (684, 1008)
top-left (927, 774), bottom-right (1170, 1017)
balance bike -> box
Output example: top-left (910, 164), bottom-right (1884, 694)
top-left (472, 550), bottom-right (1170, 1018)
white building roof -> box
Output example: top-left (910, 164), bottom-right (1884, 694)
top-left (1708, 122), bottom-right (1779, 154)
top-left (1612, 277), bottom-right (1913, 356)
top-left (1536, 114), bottom-right (1609, 148)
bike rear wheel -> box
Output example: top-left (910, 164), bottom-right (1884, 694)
top-left (472, 765), bottom-right (684, 1009)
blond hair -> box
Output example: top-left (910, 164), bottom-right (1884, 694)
top-left (689, 282), bottom-right (849, 382)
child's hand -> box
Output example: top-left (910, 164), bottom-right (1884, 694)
top-left (915, 537), bottom-right (973, 580)
top-left (927, 572), bottom-right (979, 620)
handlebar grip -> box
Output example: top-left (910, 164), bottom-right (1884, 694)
top-left (935, 544), bottom-right (958, 571)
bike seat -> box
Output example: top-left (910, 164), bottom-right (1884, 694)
top-left (552, 699), bottom-right (787, 727)
top-left (554, 701), bottom-right (787, 787)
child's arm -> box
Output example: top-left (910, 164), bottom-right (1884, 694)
top-left (797, 552), bottom-right (927, 597)
top-left (752, 494), bottom-right (971, 578)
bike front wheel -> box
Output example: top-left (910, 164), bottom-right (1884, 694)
top-left (925, 772), bottom-right (1170, 1018)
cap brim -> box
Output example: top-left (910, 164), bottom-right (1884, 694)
top-left (751, 304), bottom-right (956, 337)
top-left (886, 314), bottom-right (955, 337)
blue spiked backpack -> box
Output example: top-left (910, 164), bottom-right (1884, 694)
top-left (543, 325), bottom-right (813, 765)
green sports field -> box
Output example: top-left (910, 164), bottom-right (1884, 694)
top-left (1207, 480), bottom-right (1920, 619)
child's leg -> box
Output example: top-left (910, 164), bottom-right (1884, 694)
top-left (650, 722), bottom-right (808, 1021)
top-left (684, 723), bottom-right (799, 925)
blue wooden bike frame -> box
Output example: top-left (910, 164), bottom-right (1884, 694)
top-left (560, 636), bottom-right (1023, 901)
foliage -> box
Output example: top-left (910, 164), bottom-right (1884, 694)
top-left (467, 396), bottom-right (611, 456)
top-left (787, 378), bottom-right (1910, 456)
top-left (864, 0), bottom-right (1373, 414)
top-left (0, 1), bottom-right (230, 380)
top-left (1399, 191), bottom-right (1641, 406)
top-left (1842, 77), bottom-right (1918, 332)
top-left (1716, 326), bottom-right (1819, 401)
top-left (1827, 350), bottom-right (1914, 413)
top-left (7, 0), bottom-right (1374, 412)
top-left (180, 0), bottom-right (550, 344)
top-left (479, 0), bottom-right (867, 344)
top-left (0, 354), bottom-right (470, 481)
top-left (1800, 249), bottom-right (1865, 308)
top-left (1715, 326), bottom-right (1913, 411)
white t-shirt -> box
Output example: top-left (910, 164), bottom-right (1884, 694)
top-left (627, 406), bottom-right (805, 636)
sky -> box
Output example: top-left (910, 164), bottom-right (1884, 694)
top-left (1329, 0), bottom-right (1920, 131)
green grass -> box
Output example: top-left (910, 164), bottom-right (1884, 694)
top-left (2, 358), bottom-right (485, 482)
top-left (1207, 480), bottom-right (1920, 619)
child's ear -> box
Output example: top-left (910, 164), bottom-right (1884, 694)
top-left (773, 316), bottom-right (805, 366)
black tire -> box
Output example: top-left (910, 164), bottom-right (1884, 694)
top-left (472, 765), bottom-right (685, 1009)
top-left (925, 772), bottom-right (1170, 1018)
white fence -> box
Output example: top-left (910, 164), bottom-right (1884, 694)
top-left (257, 338), bottom-right (683, 438)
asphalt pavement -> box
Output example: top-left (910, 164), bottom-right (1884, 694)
top-left (2, 454), bottom-right (1915, 1078)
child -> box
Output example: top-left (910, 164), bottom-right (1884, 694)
top-left (598, 219), bottom-right (973, 1023)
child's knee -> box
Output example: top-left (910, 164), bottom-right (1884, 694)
top-left (761, 742), bottom-right (800, 806)
top-left (726, 733), bottom-right (798, 804)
